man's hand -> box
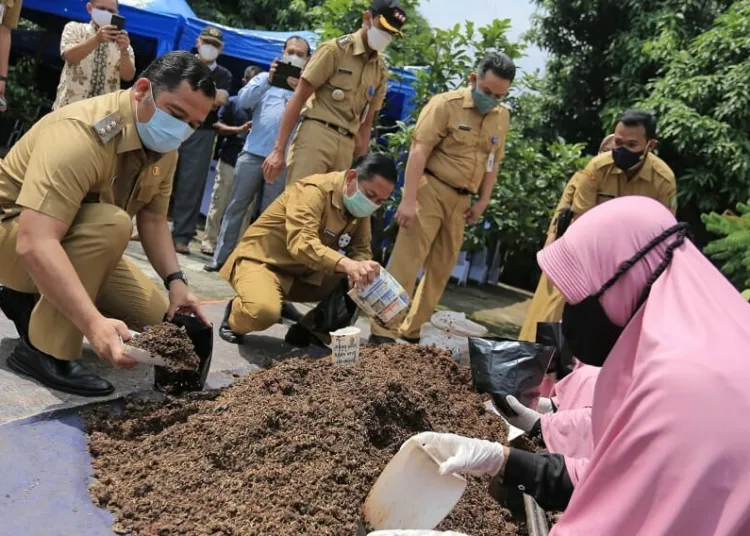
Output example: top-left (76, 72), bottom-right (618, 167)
top-left (95, 24), bottom-right (120, 44)
top-left (341, 259), bottom-right (381, 289)
top-left (464, 199), bottom-right (488, 224)
top-left (116, 30), bottom-right (130, 52)
top-left (86, 317), bottom-right (137, 369)
top-left (239, 121), bottom-right (251, 133)
top-left (268, 59), bottom-right (279, 83)
top-left (167, 281), bottom-right (211, 326)
top-left (262, 148), bottom-right (286, 183)
top-left (395, 200), bottom-right (417, 229)
top-left (287, 76), bottom-right (300, 90)
top-left (0, 80), bottom-right (6, 99)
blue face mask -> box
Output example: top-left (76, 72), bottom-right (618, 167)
top-left (343, 177), bottom-right (380, 218)
top-left (135, 85), bottom-right (194, 153)
top-left (471, 87), bottom-right (500, 115)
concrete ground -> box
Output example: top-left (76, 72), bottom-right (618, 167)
top-left (0, 235), bottom-right (532, 425)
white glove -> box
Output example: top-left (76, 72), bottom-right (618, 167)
top-left (536, 396), bottom-right (554, 414)
top-left (407, 432), bottom-right (505, 477)
top-left (496, 395), bottom-right (543, 433)
top-left (367, 529), bottom-right (466, 536)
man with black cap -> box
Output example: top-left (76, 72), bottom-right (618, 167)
top-left (171, 26), bottom-right (233, 255)
top-left (262, 0), bottom-right (407, 188)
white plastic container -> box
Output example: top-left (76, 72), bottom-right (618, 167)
top-left (420, 312), bottom-right (488, 362)
top-left (330, 326), bottom-right (362, 366)
top-left (348, 269), bottom-right (409, 324)
top-left (363, 439), bottom-right (467, 530)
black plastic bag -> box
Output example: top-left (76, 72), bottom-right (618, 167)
top-left (285, 280), bottom-right (357, 348)
top-left (468, 337), bottom-right (555, 416)
top-left (536, 322), bottom-right (575, 380)
top-left (154, 315), bottom-right (213, 394)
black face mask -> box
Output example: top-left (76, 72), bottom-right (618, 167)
top-left (561, 223), bottom-right (689, 367)
top-left (612, 146), bottom-right (645, 171)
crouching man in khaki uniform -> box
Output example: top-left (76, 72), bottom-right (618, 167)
top-left (0, 51), bottom-right (213, 397)
top-left (218, 153), bottom-right (397, 343)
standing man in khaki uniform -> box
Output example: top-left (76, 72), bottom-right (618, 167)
top-left (0, 0), bottom-right (22, 105)
top-left (369, 52), bottom-right (515, 345)
top-left (0, 51), bottom-right (212, 397)
top-left (262, 0), bottom-right (407, 187)
top-left (518, 110), bottom-right (678, 342)
top-left (218, 153), bottom-right (397, 343)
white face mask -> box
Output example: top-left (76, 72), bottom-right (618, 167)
top-left (91, 7), bottom-right (113, 27)
top-left (366, 25), bottom-right (392, 52)
top-left (198, 44), bottom-right (219, 62)
top-left (282, 54), bottom-right (307, 69)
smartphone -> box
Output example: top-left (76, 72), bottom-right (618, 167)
top-left (111, 14), bottom-right (125, 31)
top-left (269, 61), bottom-right (302, 91)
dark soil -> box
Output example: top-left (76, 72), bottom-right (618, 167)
top-left (86, 344), bottom-right (522, 536)
top-left (128, 323), bottom-right (200, 370)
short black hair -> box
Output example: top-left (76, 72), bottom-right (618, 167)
top-left (618, 109), bottom-right (657, 139)
top-left (142, 51), bottom-right (217, 100)
top-left (477, 52), bottom-right (516, 83)
top-left (353, 153), bottom-right (398, 184)
top-left (284, 35), bottom-right (312, 57)
top-left (244, 65), bottom-right (263, 80)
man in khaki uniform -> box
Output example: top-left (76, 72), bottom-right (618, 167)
top-left (0, 51), bottom-right (213, 397)
top-left (518, 110), bottom-right (678, 342)
top-left (218, 153), bottom-right (397, 343)
top-left (0, 0), bottom-right (22, 103)
top-left (261, 0), bottom-right (407, 187)
top-left (369, 52), bottom-right (515, 344)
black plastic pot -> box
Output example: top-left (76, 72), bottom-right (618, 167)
top-left (153, 315), bottom-right (213, 394)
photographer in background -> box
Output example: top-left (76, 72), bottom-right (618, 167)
top-left (53, 0), bottom-right (135, 110)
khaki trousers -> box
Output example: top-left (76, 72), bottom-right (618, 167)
top-left (371, 176), bottom-right (471, 340)
top-left (285, 119), bottom-right (355, 187)
top-left (517, 273), bottom-right (566, 342)
top-left (227, 259), bottom-right (339, 334)
top-left (201, 160), bottom-right (253, 252)
top-left (0, 204), bottom-right (169, 360)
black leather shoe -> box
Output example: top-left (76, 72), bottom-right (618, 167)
top-left (368, 334), bottom-right (396, 346)
top-left (219, 299), bottom-right (243, 344)
top-left (203, 261), bottom-right (223, 273)
top-left (6, 338), bottom-right (114, 397)
top-left (403, 337), bottom-right (421, 345)
top-left (280, 302), bottom-right (303, 323)
top-left (0, 285), bottom-right (37, 343)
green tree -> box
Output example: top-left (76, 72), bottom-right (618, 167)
top-left (640, 0), bottom-right (750, 213)
top-left (702, 199), bottom-right (750, 296)
top-left (528, 0), bottom-right (733, 153)
top-left (187, 0), bottom-right (328, 30)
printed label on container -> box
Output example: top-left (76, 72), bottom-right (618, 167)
top-left (348, 270), bottom-right (409, 324)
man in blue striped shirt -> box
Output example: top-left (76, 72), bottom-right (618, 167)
top-left (205, 36), bottom-right (311, 276)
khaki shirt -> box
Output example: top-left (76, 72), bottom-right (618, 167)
top-left (53, 21), bottom-right (135, 110)
top-left (546, 151), bottom-right (677, 241)
top-left (223, 172), bottom-right (372, 287)
top-left (0, 90), bottom-right (177, 225)
top-left (414, 88), bottom-right (510, 193)
top-left (0, 0), bottom-right (22, 30)
top-left (300, 32), bottom-right (388, 135)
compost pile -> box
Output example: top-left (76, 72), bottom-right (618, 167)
top-left (128, 323), bottom-right (200, 370)
top-left (87, 344), bottom-right (519, 536)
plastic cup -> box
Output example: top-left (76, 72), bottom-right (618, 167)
top-left (330, 326), bottom-right (361, 366)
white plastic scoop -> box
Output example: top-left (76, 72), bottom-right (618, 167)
top-left (356, 438), bottom-right (467, 535)
top-left (120, 332), bottom-right (195, 370)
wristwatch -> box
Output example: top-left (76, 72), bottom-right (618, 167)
top-left (164, 271), bottom-right (188, 290)
top-left (0, 75), bottom-right (7, 82)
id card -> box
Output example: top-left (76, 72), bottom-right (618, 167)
top-left (486, 152), bottom-right (495, 172)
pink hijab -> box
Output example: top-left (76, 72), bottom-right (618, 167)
top-left (540, 362), bottom-right (599, 459)
top-left (538, 196), bottom-right (750, 536)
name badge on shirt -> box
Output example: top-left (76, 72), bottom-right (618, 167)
top-left (458, 125), bottom-right (472, 132)
top-left (336, 68), bottom-right (353, 75)
top-left (323, 228), bottom-right (337, 238)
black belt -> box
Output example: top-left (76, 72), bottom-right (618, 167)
top-left (425, 169), bottom-right (472, 196)
top-left (305, 117), bottom-right (354, 138)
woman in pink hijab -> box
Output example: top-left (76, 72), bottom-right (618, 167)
top-left (377, 196), bottom-right (750, 536)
